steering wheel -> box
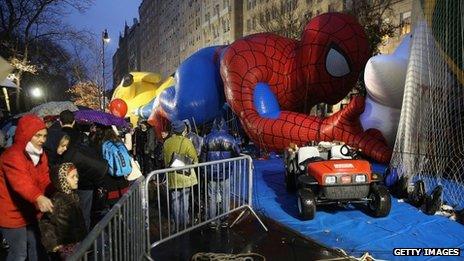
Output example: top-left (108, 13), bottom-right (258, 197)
top-left (340, 144), bottom-right (359, 159)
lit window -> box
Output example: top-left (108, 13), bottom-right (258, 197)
top-left (400, 11), bottom-right (411, 35)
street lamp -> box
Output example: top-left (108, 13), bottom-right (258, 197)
top-left (31, 86), bottom-right (43, 98)
top-left (101, 29), bottom-right (110, 111)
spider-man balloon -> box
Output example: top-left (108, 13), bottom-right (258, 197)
top-left (150, 13), bottom-right (392, 163)
top-left (221, 13), bottom-right (391, 163)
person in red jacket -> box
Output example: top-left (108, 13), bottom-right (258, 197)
top-left (0, 114), bottom-right (54, 261)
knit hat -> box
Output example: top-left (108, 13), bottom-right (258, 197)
top-left (171, 120), bottom-right (186, 134)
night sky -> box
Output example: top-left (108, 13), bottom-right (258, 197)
top-left (65, 0), bottom-right (142, 85)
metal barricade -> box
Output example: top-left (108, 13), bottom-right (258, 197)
top-left (144, 154), bottom-right (267, 251)
top-left (68, 155), bottom-right (267, 260)
top-left (68, 177), bottom-right (148, 261)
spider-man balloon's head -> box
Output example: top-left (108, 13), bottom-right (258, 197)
top-left (297, 13), bottom-right (370, 105)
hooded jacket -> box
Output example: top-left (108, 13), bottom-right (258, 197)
top-left (163, 134), bottom-right (198, 189)
top-left (0, 114), bottom-right (53, 228)
top-left (61, 126), bottom-right (88, 149)
top-left (201, 118), bottom-right (240, 180)
top-left (63, 147), bottom-right (107, 190)
top-left (39, 163), bottom-right (87, 252)
top-left (44, 129), bottom-right (68, 167)
top-left (45, 129), bottom-right (107, 190)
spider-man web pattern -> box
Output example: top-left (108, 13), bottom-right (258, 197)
top-left (221, 13), bottom-right (392, 163)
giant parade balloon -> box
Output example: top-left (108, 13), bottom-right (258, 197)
top-left (108, 98), bottom-right (128, 118)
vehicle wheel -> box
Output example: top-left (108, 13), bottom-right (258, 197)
top-left (286, 171), bottom-right (296, 192)
top-left (297, 188), bottom-right (316, 220)
top-left (368, 185), bottom-right (391, 217)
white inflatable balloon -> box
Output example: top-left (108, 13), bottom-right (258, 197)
top-left (364, 34), bottom-right (411, 109)
top-left (361, 34), bottom-right (411, 146)
top-left (360, 96), bottom-right (401, 147)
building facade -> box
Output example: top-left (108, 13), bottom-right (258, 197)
top-left (114, 0), bottom-right (412, 88)
top-left (200, 0), bottom-right (243, 48)
top-left (179, 0), bottom-right (203, 61)
top-left (242, 0), bottom-right (345, 37)
top-left (378, 0), bottom-right (412, 54)
top-left (127, 19), bottom-right (141, 74)
top-left (135, 0), bottom-right (243, 78)
top-left (139, 0), bottom-right (157, 73)
top-left (152, 0), bottom-right (182, 77)
top-left (112, 37), bottom-right (127, 89)
top-left (112, 19), bottom-right (141, 88)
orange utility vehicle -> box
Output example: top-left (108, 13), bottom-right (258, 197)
top-left (284, 144), bottom-right (391, 220)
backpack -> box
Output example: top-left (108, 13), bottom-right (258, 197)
top-left (102, 141), bottom-right (132, 177)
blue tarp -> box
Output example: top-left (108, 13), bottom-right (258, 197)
top-left (252, 159), bottom-right (464, 260)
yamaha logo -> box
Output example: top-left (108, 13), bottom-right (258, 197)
top-left (334, 163), bottom-right (354, 169)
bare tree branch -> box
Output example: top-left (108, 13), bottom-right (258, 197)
top-left (0, 0), bottom-right (95, 111)
top-left (255, 0), bottom-right (311, 40)
top-left (345, 0), bottom-right (399, 55)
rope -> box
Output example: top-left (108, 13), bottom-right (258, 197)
top-left (191, 252), bottom-right (266, 261)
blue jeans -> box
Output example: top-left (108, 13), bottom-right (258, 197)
top-left (0, 225), bottom-right (43, 261)
top-left (207, 178), bottom-right (230, 219)
top-left (170, 188), bottom-right (191, 229)
top-left (77, 189), bottom-right (93, 230)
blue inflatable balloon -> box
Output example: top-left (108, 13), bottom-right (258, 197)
top-left (136, 97), bottom-right (157, 119)
top-left (253, 82), bottom-right (281, 119)
top-left (159, 46), bottom-right (227, 124)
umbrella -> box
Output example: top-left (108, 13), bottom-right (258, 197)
top-left (74, 110), bottom-right (129, 128)
top-left (15, 101), bottom-right (79, 118)
top-left (0, 77), bottom-right (17, 89)
top-left (0, 55), bottom-right (12, 81)
top-left (1, 57), bottom-right (14, 112)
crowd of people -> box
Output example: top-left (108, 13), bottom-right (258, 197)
top-left (0, 110), bottom-right (242, 260)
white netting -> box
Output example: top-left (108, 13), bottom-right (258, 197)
top-left (390, 0), bottom-right (464, 209)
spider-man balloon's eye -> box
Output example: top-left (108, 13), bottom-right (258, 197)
top-left (325, 46), bottom-right (351, 77)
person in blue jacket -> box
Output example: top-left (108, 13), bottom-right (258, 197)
top-left (201, 117), bottom-right (240, 224)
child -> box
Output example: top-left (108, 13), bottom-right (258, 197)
top-left (39, 163), bottom-right (87, 259)
top-left (96, 126), bottom-right (130, 207)
top-left (44, 131), bottom-right (70, 167)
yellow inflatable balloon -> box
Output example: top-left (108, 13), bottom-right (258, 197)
top-left (111, 72), bottom-right (174, 126)
top-left (156, 76), bottom-right (175, 97)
